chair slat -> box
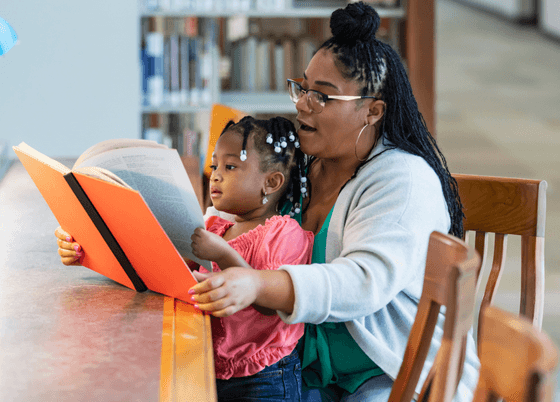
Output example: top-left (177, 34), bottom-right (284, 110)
top-left (474, 231), bottom-right (488, 288)
top-left (520, 236), bottom-right (545, 328)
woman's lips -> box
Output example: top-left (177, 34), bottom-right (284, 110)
top-left (298, 122), bottom-right (317, 133)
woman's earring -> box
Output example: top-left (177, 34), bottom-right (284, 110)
top-left (262, 191), bottom-right (268, 205)
top-left (355, 124), bottom-right (369, 162)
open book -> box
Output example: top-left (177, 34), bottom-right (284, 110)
top-left (14, 139), bottom-right (211, 304)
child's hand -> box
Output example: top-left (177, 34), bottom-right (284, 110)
top-left (191, 227), bottom-right (245, 269)
top-left (55, 226), bottom-right (83, 266)
top-left (189, 268), bottom-right (260, 317)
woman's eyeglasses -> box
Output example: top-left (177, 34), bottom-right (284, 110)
top-left (287, 79), bottom-right (377, 114)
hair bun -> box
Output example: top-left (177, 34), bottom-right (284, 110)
top-left (330, 1), bottom-right (380, 43)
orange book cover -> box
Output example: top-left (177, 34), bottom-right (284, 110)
top-left (14, 142), bottom-right (200, 303)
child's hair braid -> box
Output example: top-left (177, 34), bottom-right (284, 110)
top-left (220, 116), bottom-right (307, 216)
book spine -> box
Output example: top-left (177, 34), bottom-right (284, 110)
top-left (64, 173), bottom-right (148, 292)
top-left (163, 34), bottom-right (171, 106)
top-left (169, 31), bottom-right (181, 106)
top-left (146, 18), bottom-right (164, 107)
top-left (179, 34), bottom-right (189, 105)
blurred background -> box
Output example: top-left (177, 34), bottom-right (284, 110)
top-left (1, 0), bottom-right (559, 397)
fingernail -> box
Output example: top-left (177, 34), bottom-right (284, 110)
top-left (191, 296), bottom-right (196, 301)
top-left (66, 236), bottom-right (71, 242)
top-left (73, 245), bottom-right (81, 252)
top-left (188, 289), bottom-right (195, 295)
top-left (194, 304), bottom-right (199, 310)
top-left (75, 252), bottom-right (83, 258)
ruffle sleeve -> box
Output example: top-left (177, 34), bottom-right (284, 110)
top-left (250, 215), bottom-right (314, 270)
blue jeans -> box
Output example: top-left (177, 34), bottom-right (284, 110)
top-left (216, 349), bottom-right (302, 401)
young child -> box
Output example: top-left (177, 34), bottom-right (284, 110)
top-left (55, 115), bottom-right (313, 401)
top-left (187, 115), bottom-right (313, 400)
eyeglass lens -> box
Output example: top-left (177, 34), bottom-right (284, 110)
top-left (288, 81), bottom-right (324, 113)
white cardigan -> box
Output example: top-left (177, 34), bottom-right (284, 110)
top-left (277, 141), bottom-right (480, 401)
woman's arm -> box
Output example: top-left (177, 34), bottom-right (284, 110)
top-left (190, 265), bottom-right (296, 317)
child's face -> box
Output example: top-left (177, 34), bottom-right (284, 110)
top-left (209, 130), bottom-right (268, 215)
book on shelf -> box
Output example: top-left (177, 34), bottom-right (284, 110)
top-left (143, 113), bottom-right (164, 144)
top-left (144, 17), bottom-right (165, 107)
top-left (188, 36), bottom-right (202, 105)
top-left (13, 139), bottom-right (212, 304)
top-left (169, 20), bottom-right (181, 106)
top-left (180, 16), bottom-right (198, 106)
top-left (273, 40), bottom-right (285, 91)
top-left (255, 38), bottom-right (271, 91)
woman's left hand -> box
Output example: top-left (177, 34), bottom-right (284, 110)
top-left (189, 268), bottom-right (260, 317)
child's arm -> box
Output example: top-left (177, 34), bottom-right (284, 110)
top-left (191, 227), bottom-right (251, 270)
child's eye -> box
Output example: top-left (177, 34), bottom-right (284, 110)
top-left (209, 165), bottom-right (217, 170)
top-left (226, 165), bottom-right (236, 170)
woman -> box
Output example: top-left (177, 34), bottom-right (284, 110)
top-left (189, 2), bottom-right (479, 401)
top-left (57, 2), bottom-right (479, 400)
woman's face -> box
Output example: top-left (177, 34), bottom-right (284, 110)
top-left (295, 48), bottom-right (371, 160)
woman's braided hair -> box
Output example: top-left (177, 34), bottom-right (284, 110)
top-left (221, 116), bottom-right (308, 216)
top-left (318, 1), bottom-right (464, 237)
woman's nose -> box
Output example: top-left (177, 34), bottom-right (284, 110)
top-left (295, 92), bottom-right (311, 114)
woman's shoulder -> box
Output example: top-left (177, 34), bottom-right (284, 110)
top-left (359, 146), bottom-right (441, 190)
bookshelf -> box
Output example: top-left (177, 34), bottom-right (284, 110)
top-left (139, 0), bottom-right (436, 162)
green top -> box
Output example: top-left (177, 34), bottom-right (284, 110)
top-left (281, 202), bottom-right (384, 393)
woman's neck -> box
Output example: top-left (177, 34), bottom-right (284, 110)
top-left (313, 156), bottom-right (362, 186)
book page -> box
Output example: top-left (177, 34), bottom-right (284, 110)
top-left (75, 146), bottom-right (211, 270)
top-left (73, 166), bottom-right (133, 189)
top-left (74, 138), bottom-right (168, 168)
top-left (14, 142), bottom-right (71, 175)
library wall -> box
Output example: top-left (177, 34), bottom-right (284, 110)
top-left (0, 0), bottom-right (140, 158)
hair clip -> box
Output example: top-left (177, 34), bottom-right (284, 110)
top-left (300, 177), bottom-right (307, 183)
top-left (294, 141), bottom-right (300, 148)
top-left (279, 137), bottom-right (287, 148)
top-left (294, 203), bottom-right (301, 214)
top-left (274, 141), bottom-right (281, 153)
top-left (266, 133), bottom-right (273, 144)
top-left (288, 131), bottom-right (295, 142)
top-left (240, 150), bottom-right (247, 161)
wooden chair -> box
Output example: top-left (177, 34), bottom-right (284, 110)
top-left (452, 174), bottom-right (547, 350)
top-left (473, 305), bottom-right (559, 402)
top-left (389, 231), bottom-right (481, 402)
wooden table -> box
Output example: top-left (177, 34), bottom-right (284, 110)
top-left (0, 160), bottom-right (216, 401)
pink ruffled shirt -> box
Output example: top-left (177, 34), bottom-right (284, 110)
top-left (200, 215), bottom-right (313, 380)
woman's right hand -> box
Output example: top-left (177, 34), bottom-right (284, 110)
top-left (55, 226), bottom-right (83, 266)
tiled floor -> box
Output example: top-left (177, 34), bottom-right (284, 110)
top-left (436, 0), bottom-right (560, 396)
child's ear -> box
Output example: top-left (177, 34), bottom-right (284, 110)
top-left (264, 172), bottom-right (285, 196)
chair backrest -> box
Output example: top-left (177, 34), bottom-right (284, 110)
top-left (473, 306), bottom-right (559, 402)
top-left (389, 231), bottom-right (481, 402)
top-left (452, 174), bottom-right (547, 350)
